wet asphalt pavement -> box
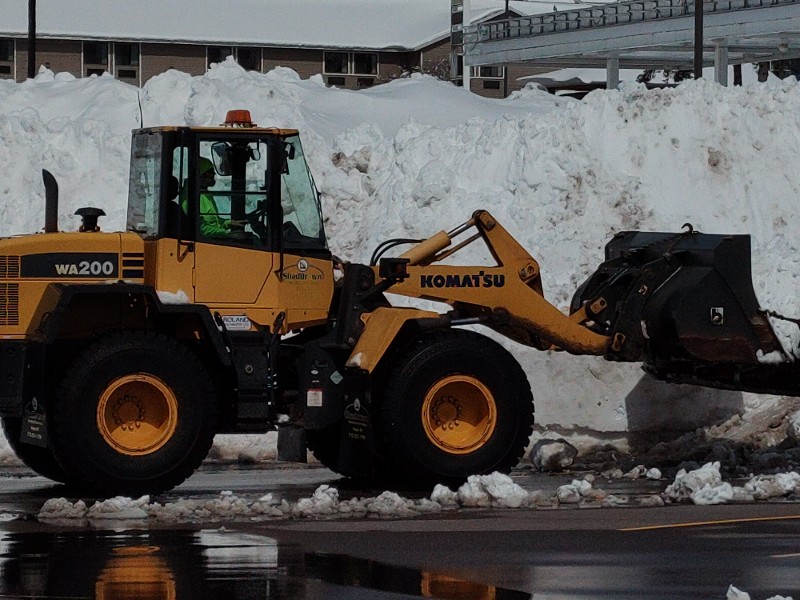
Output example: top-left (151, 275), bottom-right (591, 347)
top-left (0, 463), bottom-right (798, 599)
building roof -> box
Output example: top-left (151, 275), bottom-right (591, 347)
top-left (3, 0), bottom-right (596, 51)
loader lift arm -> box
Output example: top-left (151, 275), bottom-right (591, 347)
top-left (375, 210), bottom-right (611, 356)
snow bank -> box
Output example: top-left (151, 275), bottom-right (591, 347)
top-left (2, 58), bottom-right (800, 463)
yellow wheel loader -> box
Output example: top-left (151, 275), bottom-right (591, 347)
top-left (0, 110), bottom-right (793, 496)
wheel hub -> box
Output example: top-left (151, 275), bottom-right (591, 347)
top-left (421, 375), bottom-right (497, 454)
top-left (97, 374), bottom-right (178, 456)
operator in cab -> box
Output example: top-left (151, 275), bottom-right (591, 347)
top-left (183, 157), bottom-right (246, 237)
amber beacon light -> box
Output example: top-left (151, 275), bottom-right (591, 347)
top-left (223, 109), bottom-right (256, 127)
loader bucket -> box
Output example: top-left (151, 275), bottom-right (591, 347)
top-left (571, 229), bottom-right (784, 368)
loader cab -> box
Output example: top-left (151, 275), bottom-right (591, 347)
top-left (125, 113), bottom-right (334, 316)
top-left (126, 118), bottom-right (328, 255)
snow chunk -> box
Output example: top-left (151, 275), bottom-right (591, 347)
top-left (38, 498), bottom-right (88, 520)
top-left (86, 496), bottom-right (150, 520)
top-left (531, 438), bottom-right (577, 471)
top-left (727, 585), bottom-right (794, 600)
top-left (556, 479), bottom-right (593, 504)
top-left (430, 483), bottom-right (459, 508)
top-left (690, 482), bottom-right (734, 505)
top-left (293, 485), bottom-right (339, 517)
top-left (664, 461), bottom-right (723, 502)
top-left (156, 289), bottom-right (190, 304)
top-left (645, 468), bottom-right (662, 480)
top-left (743, 472), bottom-right (800, 500)
top-left (457, 473), bottom-right (529, 508)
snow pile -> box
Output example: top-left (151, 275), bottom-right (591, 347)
top-left (2, 57), bottom-right (800, 462)
top-left (664, 461), bottom-right (725, 502)
top-left (664, 462), bottom-right (800, 505)
top-left (728, 586), bottom-right (793, 600)
top-left (35, 472), bottom-right (606, 523)
top-left (452, 473), bottom-right (530, 508)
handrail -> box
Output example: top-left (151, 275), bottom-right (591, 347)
top-left (470, 0), bottom-right (797, 42)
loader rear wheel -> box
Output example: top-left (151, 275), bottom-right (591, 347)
top-left (379, 330), bottom-right (533, 487)
top-left (1, 417), bottom-right (72, 484)
top-left (50, 331), bottom-right (218, 497)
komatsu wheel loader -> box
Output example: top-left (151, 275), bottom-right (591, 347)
top-left (0, 110), bottom-right (794, 496)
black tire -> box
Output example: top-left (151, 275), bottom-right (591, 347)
top-left (50, 331), bottom-right (218, 497)
top-left (378, 330), bottom-right (534, 487)
top-left (1, 417), bottom-right (72, 484)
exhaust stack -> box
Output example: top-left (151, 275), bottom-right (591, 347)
top-left (42, 169), bottom-right (58, 233)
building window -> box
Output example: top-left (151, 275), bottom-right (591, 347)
top-left (114, 43), bottom-right (140, 83)
top-left (472, 65), bottom-right (504, 78)
top-left (84, 42), bottom-right (109, 68)
top-left (207, 46), bottom-right (234, 68)
top-left (0, 39), bottom-right (13, 79)
top-left (323, 52), bottom-right (348, 74)
top-left (353, 53), bottom-right (378, 75)
top-left (0, 39), bottom-right (12, 62)
top-left (482, 80), bottom-right (501, 90)
top-left (356, 77), bottom-right (374, 88)
top-left (323, 52), bottom-right (379, 79)
top-left (207, 46), bottom-right (261, 71)
top-left (326, 76), bottom-right (345, 87)
top-left (236, 47), bottom-right (261, 71)
top-left (115, 43), bottom-right (139, 67)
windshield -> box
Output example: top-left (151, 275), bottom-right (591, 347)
top-left (126, 131), bottom-right (163, 238)
top-left (281, 135), bottom-right (327, 250)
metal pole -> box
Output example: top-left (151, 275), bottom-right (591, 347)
top-left (693, 0), bottom-right (703, 78)
top-left (463, 0), bottom-right (471, 92)
top-left (27, 0), bottom-right (36, 79)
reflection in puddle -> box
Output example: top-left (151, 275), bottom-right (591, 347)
top-left (0, 529), bottom-right (529, 599)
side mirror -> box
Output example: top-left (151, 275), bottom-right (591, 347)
top-left (211, 142), bottom-right (232, 176)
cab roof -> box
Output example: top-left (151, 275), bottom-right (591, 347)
top-left (136, 125), bottom-right (301, 136)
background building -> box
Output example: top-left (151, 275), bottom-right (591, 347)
top-left (1, 0), bottom-right (580, 98)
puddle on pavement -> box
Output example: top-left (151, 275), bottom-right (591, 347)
top-left (0, 529), bottom-right (530, 599)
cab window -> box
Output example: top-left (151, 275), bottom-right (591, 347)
top-left (126, 132), bottom-right (163, 238)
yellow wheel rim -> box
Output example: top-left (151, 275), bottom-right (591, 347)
top-left (421, 375), bottom-right (497, 455)
top-left (97, 374), bottom-right (178, 456)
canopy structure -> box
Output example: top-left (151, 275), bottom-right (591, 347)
top-left (464, 0), bottom-right (800, 85)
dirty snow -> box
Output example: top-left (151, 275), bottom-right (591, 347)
top-left (34, 472), bottom-right (563, 523)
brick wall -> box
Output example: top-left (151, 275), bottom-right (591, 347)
top-left (378, 51), bottom-right (420, 81)
top-left (421, 39), bottom-right (451, 80)
top-left (15, 39), bottom-right (82, 81)
top-left (262, 47), bottom-right (324, 80)
top-left (141, 43), bottom-right (205, 83)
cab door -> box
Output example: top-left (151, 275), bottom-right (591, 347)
top-left (191, 138), bottom-right (274, 305)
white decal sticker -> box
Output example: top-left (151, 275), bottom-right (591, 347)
top-left (221, 315), bottom-right (252, 331)
top-left (307, 389), bottom-right (323, 407)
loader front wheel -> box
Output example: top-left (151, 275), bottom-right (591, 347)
top-left (379, 330), bottom-right (534, 487)
top-left (50, 331), bottom-right (218, 497)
